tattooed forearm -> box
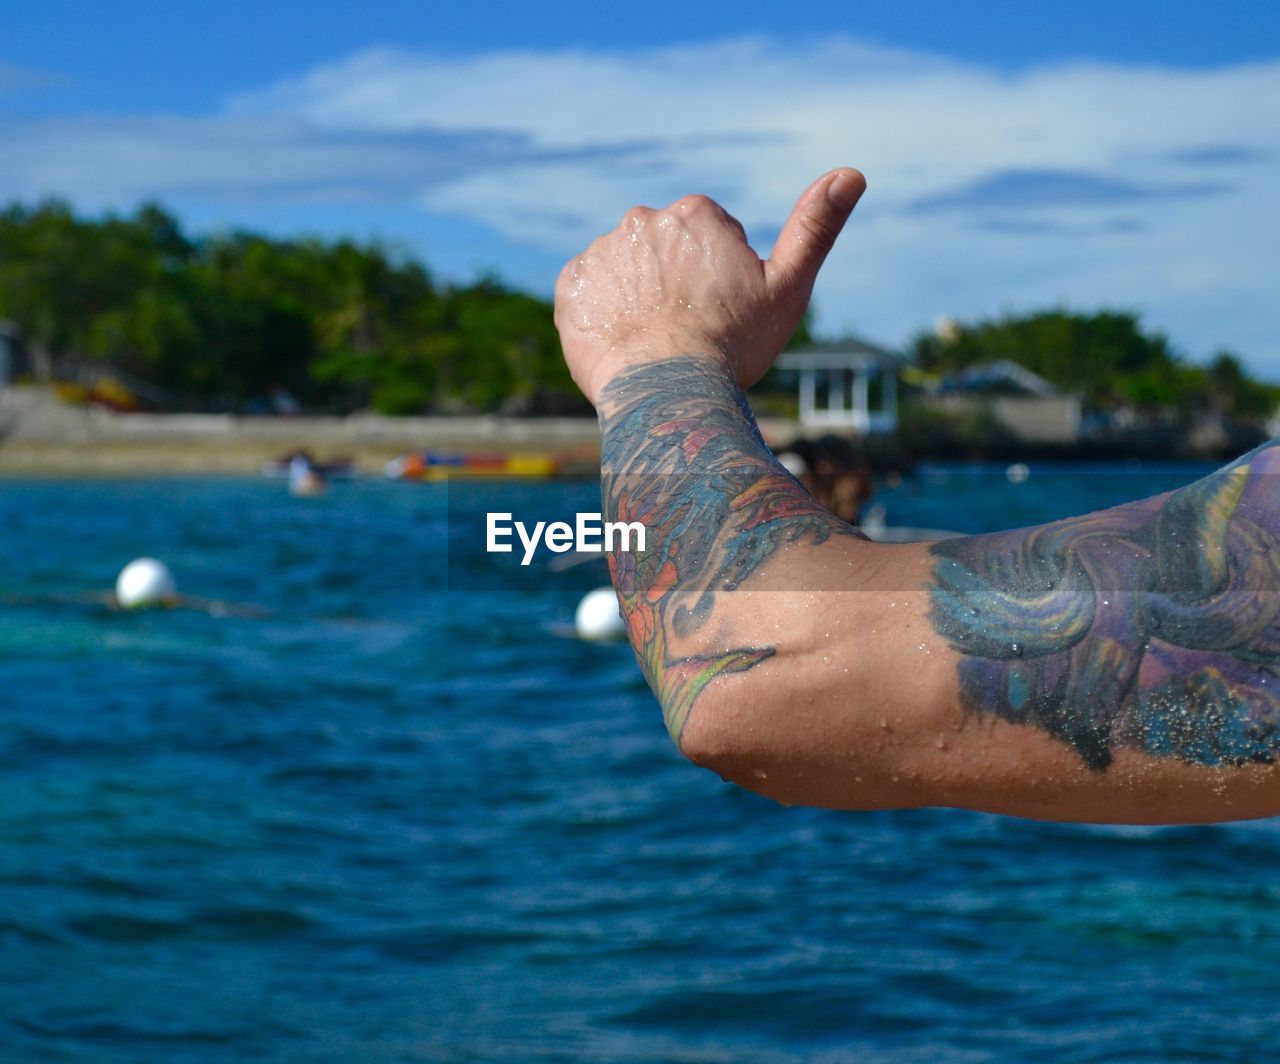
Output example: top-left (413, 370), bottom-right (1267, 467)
top-left (598, 353), bottom-right (861, 743)
top-left (930, 441), bottom-right (1280, 770)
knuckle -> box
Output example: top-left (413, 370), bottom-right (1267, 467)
top-left (674, 193), bottom-right (716, 213)
top-left (620, 205), bottom-right (653, 226)
top-left (554, 254), bottom-right (591, 304)
top-left (797, 213), bottom-right (838, 252)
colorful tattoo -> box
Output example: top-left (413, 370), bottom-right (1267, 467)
top-left (930, 441), bottom-right (1280, 770)
top-left (598, 354), bottom-right (860, 744)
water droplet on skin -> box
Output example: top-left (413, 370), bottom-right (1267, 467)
top-left (935, 735), bottom-right (948, 750)
top-left (751, 768), bottom-right (768, 781)
top-left (879, 718), bottom-right (890, 730)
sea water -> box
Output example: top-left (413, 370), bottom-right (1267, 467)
top-left (2, 466), bottom-right (1278, 1062)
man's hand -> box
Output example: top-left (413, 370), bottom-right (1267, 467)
top-left (554, 168), bottom-right (866, 406)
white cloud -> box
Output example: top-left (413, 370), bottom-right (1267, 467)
top-left (0, 116), bottom-right (544, 208)
top-left (229, 38), bottom-right (1280, 367)
top-left (5, 37), bottom-right (1279, 368)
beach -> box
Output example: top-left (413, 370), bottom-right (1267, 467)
top-left (0, 386), bottom-right (808, 476)
top-left (0, 386), bottom-right (601, 475)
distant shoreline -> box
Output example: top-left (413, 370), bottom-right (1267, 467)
top-left (0, 400), bottom-right (602, 478)
top-left (0, 386), bottom-right (847, 477)
top-left (0, 386), bottom-right (1252, 478)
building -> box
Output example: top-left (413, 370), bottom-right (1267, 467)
top-left (927, 359), bottom-right (1082, 445)
top-left (776, 338), bottom-right (904, 434)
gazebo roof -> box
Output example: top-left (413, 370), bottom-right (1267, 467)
top-left (937, 359), bottom-right (1058, 397)
top-left (776, 337), bottom-right (905, 372)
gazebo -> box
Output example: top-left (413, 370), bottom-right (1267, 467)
top-left (776, 338), bottom-right (902, 433)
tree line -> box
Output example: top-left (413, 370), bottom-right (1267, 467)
top-left (910, 311), bottom-right (1277, 422)
top-left (0, 201), bottom-right (1272, 422)
top-left (0, 200), bottom-right (576, 414)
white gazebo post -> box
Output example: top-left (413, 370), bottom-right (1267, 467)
top-left (853, 369), bottom-right (869, 433)
top-left (799, 366), bottom-right (816, 424)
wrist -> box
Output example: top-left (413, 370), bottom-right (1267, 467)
top-left (580, 343), bottom-right (733, 410)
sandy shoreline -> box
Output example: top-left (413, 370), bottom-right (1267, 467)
top-left (0, 386), bottom-right (801, 476)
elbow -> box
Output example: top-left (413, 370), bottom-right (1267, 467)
top-left (672, 685), bottom-right (743, 773)
top-left (665, 675), bottom-right (767, 777)
top-left (664, 653), bottom-right (922, 812)
top-left (664, 672), bottom-right (822, 804)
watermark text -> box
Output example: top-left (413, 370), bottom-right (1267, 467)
top-left (487, 512), bottom-right (646, 565)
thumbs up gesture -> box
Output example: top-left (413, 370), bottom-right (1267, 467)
top-left (555, 168), bottom-right (865, 405)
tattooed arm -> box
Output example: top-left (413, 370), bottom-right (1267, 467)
top-left (922, 443), bottom-right (1280, 818)
top-left (597, 352), bottom-right (863, 744)
top-left (557, 172), bottom-right (1280, 823)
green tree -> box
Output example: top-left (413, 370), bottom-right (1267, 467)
top-left (909, 309), bottom-right (1272, 424)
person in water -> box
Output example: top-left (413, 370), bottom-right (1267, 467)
top-left (554, 168), bottom-right (1280, 824)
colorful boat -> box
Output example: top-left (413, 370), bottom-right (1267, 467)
top-left (384, 451), bottom-right (561, 480)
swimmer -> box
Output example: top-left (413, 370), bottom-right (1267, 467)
top-left (289, 453), bottom-right (327, 497)
top-left (555, 169), bottom-right (1280, 824)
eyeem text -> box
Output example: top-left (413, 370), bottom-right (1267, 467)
top-left (486, 512), bottom-right (646, 566)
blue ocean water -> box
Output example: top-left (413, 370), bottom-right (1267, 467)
top-left (3, 465), bottom-right (1280, 1062)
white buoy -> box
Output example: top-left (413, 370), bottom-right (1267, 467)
top-left (574, 587), bottom-right (626, 641)
top-left (115, 558), bottom-right (177, 609)
top-left (1006, 462), bottom-right (1031, 484)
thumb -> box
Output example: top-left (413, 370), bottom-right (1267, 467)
top-left (764, 168), bottom-right (865, 297)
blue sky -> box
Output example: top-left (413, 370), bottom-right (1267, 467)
top-left (3, 1), bottom-right (1278, 371)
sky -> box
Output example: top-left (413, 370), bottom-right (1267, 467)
top-left (2, 1), bottom-right (1278, 372)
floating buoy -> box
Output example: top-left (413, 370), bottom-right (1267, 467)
top-left (1006, 462), bottom-right (1031, 484)
top-left (574, 586), bottom-right (626, 641)
top-left (115, 558), bottom-right (177, 610)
